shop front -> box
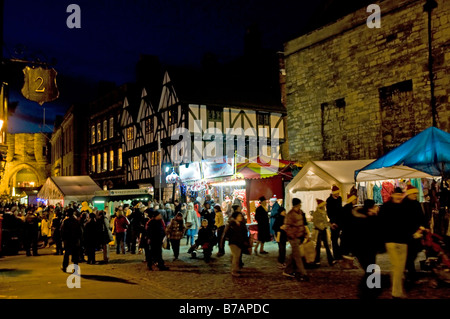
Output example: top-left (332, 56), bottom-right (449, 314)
top-left (92, 188), bottom-right (152, 216)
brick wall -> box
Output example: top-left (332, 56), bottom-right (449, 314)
top-left (284, 0), bottom-right (450, 163)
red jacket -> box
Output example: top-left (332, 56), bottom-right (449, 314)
top-left (114, 215), bottom-right (129, 233)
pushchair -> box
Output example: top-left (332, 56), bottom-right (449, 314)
top-left (187, 235), bottom-right (217, 262)
top-left (420, 230), bottom-right (450, 285)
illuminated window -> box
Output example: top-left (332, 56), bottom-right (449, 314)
top-left (118, 148), bottom-right (122, 168)
top-left (91, 155), bottom-right (96, 173)
top-left (168, 109), bottom-right (178, 125)
top-left (103, 120), bottom-right (107, 140)
top-left (151, 151), bottom-right (160, 166)
top-left (127, 127), bottom-right (134, 140)
top-left (109, 117), bottom-right (114, 138)
top-left (97, 123), bottom-right (101, 143)
top-left (109, 150), bottom-right (114, 171)
top-left (133, 156), bottom-right (140, 171)
top-left (257, 113), bottom-right (270, 126)
top-left (91, 126), bottom-right (95, 144)
top-left (103, 152), bottom-right (107, 171)
top-left (97, 154), bottom-right (101, 173)
top-left (145, 118), bottom-right (154, 134)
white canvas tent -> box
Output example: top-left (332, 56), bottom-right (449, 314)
top-left (285, 160), bottom-right (375, 214)
top-left (37, 176), bottom-right (102, 206)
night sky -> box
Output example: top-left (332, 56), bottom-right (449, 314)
top-left (2, 0), bottom-right (333, 133)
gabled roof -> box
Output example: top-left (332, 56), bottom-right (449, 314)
top-left (164, 65), bottom-right (285, 114)
top-left (37, 176), bottom-right (102, 200)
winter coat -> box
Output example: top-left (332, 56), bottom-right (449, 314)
top-left (166, 218), bottom-right (186, 240)
top-left (114, 215), bottom-right (129, 234)
top-left (378, 200), bottom-right (411, 244)
top-left (40, 218), bottom-right (52, 237)
top-left (284, 208), bottom-right (307, 240)
top-left (146, 219), bottom-right (165, 245)
top-left (24, 213), bottom-right (39, 234)
top-left (348, 206), bottom-right (383, 256)
top-left (272, 213), bottom-right (287, 242)
top-left (402, 198), bottom-right (428, 239)
top-left (223, 218), bottom-right (249, 250)
top-left (196, 226), bottom-right (216, 247)
top-left (185, 209), bottom-right (200, 230)
top-left (61, 216), bottom-right (82, 246)
top-left (84, 219), bottom-right (100, 247)
top-left (99, 215), bottom-right (114, 244)
top-left (313, 207), bottom-right (331, 231)
top-left (255, 205), bottom-right (271, 242)
top-left (215, 209), bottom-right (224, 228)
top-left (326, 195), bottom-right (342, 225)
top-left (201, 208), bottom-right (216, 229)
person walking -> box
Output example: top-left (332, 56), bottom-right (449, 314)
top-left (313, 199), bottom-right (335, 267)
top-left (214, 204), bottom-right (226, 257)
top-left (379, 187), bottom-right (409, 299)
top-left (272, 206), bottom-right (287, 269)
top-left (84, 212), bottom-right (99, 264)
top-left (185, 203), bottom-right (200, 246)
top-left (201, 201), bottom-right (215, 230)
top-left (23, 208), bottom-right (39, 257)
top-left (403, 184), bottom-right (428, 284)
top-left (348, 199), bottom-right (383, 299)
top-left (98, 210), bottom-right (114, 264)
top-left (282, 198), bottom-right (309, 281)
top-left (51, 210), bottom-right (64, 255)
top-left (340, 190), bottom-right (359, 267)
top-left (166, 212), bottom-right (186, 261)
top-left (254, 196), bottom-right (270, 255)
top-left (222, 211), bottom-right (250, 277)
top-left (114, 210), bottom-right (129, 254)
top-left (40, 213), bottom-right (52, 248)
top-left (127, 207), bottom-right (144, 254)
top-left (146, 210), bottom-right (169, 271)
top-left (61, 208), bottom-right (82, 272)
top-left (326, 185), bottom-right (343, 260)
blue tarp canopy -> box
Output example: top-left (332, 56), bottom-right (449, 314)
top-left (355, 127), bottom-right (450, 181)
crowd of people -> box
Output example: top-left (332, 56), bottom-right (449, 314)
top-left (0, 182), bottom-right (448, 299)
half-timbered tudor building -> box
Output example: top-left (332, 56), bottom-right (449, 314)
top-left (121, 66), bottom-right (287, 199)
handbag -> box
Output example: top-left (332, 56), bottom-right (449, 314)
top-left (185, 222), bottom-right (193, 229)
top-left (300, 240), bottom-right (316, 264)
top-left (162, 236), bottom-right (171, 250)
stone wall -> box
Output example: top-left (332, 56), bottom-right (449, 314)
top-left (284, 0), bottom-right (450, 163)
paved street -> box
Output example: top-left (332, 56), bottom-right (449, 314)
top-left (1, 240), bottom-right (449, 300)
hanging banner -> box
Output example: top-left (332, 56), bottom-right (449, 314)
top-left (21, 66), bottom-right (59, 105)
top-left (202, 157), bottom-right (234, 179)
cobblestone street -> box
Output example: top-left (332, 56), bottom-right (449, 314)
top-left (1, 240), bottom-right (449, 300)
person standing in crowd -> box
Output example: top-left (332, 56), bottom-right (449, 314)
top-left (313, 199), bottom-right (335, 267)
top-left (51, 210), bottom-right (64, 255)
top-left (127, 207), bottom-right (144, 254)
top-left (214, 204), bottom-right (226, 257)
top-left (282, 198), bottom-right (309, 281)
top-left (40, 212), bottom-right (52, 248)
top-left (180, 203), bottom-right (187, 220)
top-left (114, 210), bottom-right (129, 254)
top-left (272, 206), bottom-right (287, 269)
top-left (254, 196), bottom-right (270, 255)
top-left (23, 207), bottom-right (39, 257)
top-left (98, 210), bottom-right (114, 264)
top-left (379, 187), bottom-right (409, 299)
top-left (340, 190), bottom-right (358, 263)
top-left (165, 203), bottom-right (175, 224)
top-left (326, 185), bottom-right (343, 260)
top-left (403, 184), bottom-right (428, 284)
top-left (201, 201), bottom-right (216, 229)
top-left (185, 203), bottom-right (200, 246)
top-left (84, 212), bottom-right (99, 264)
top-left (269, 196), bottom-right (280, 241)
top-left (222, 211), bottom-right (250, 277)
top-left (166, 212), bottom-right (186, 261)
top-left (348, 199), bottom-right (383, 299)
top-left (189, 219), bottom-right (216, 262)
top-left (146, 210), bottom-right (169, 271)
top-left (61, 208), bottom-right (82, 272)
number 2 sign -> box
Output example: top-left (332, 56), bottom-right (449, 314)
top-left (21, 66), bottom-right (59, 105)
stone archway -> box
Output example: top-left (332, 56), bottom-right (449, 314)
top-left (1, 163), bottom-right (46, 195)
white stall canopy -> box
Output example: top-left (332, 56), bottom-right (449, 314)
top-left (285, 160), bottom-right (375, 214)
top-left (38, 176), bottom-right (101, 205)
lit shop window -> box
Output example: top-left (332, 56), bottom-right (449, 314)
top-left (127, 127), bottom-right (134, 140)
top-left (118, 148), bottom-right (122, 168)
top-left (133, 156), bottom-right (140, 171)
top-left (97, 154), bottom-right (101, 173)
top-left (103, 152), bottom-right (107, 171)
top-left (109, 150), bottom-right (114, 171)
top-left (91, 155), bottom-right (96, 173)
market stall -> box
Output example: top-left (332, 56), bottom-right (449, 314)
top-left (285, 160), bottom-right (375, 214)
top-left (92, 188), bottom-right (152, 216)
top-left (37, 176), bottom-right (102, 207)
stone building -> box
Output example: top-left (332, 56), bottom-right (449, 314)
top-left (284, 0), bottom-right (450, 163)
top-left (0, 133), bottom-right (49, 196)
top-left (50, 104), bottom-right (89, 177)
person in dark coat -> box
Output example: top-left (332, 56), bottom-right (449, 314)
top-left (222, 211), bottom-right (250, 277)
top-left (146, 210), bottom-right (169, 271)
top-left (23, 208), bottom-right (39, 257)
top-left (127, 208), bottom-right (144, 254)
top-left (348, 199), bottom-right (383, 299)
top-left (269, 197), bottom-right (280, 240)
top-left (254, 196), bottom-right (270, 255)
top-left (340, 190), bottom-right (358, 258)
top-left (51, 210), bottom-right (64, 255)
top-left (403, 184), bottom-right (428, 283)
top-left (326, 185), bottom-right (343, 260)
top-left (189, 219), bottom-right (216, 262)
top-left (200, 201), bottom-right (215, 230)
top-left (61, 208), bottom-right (82, 272)
top-left (272, 206), bottom-right (287, 268)
top-left (84, 212), bottom-right (100, 264)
